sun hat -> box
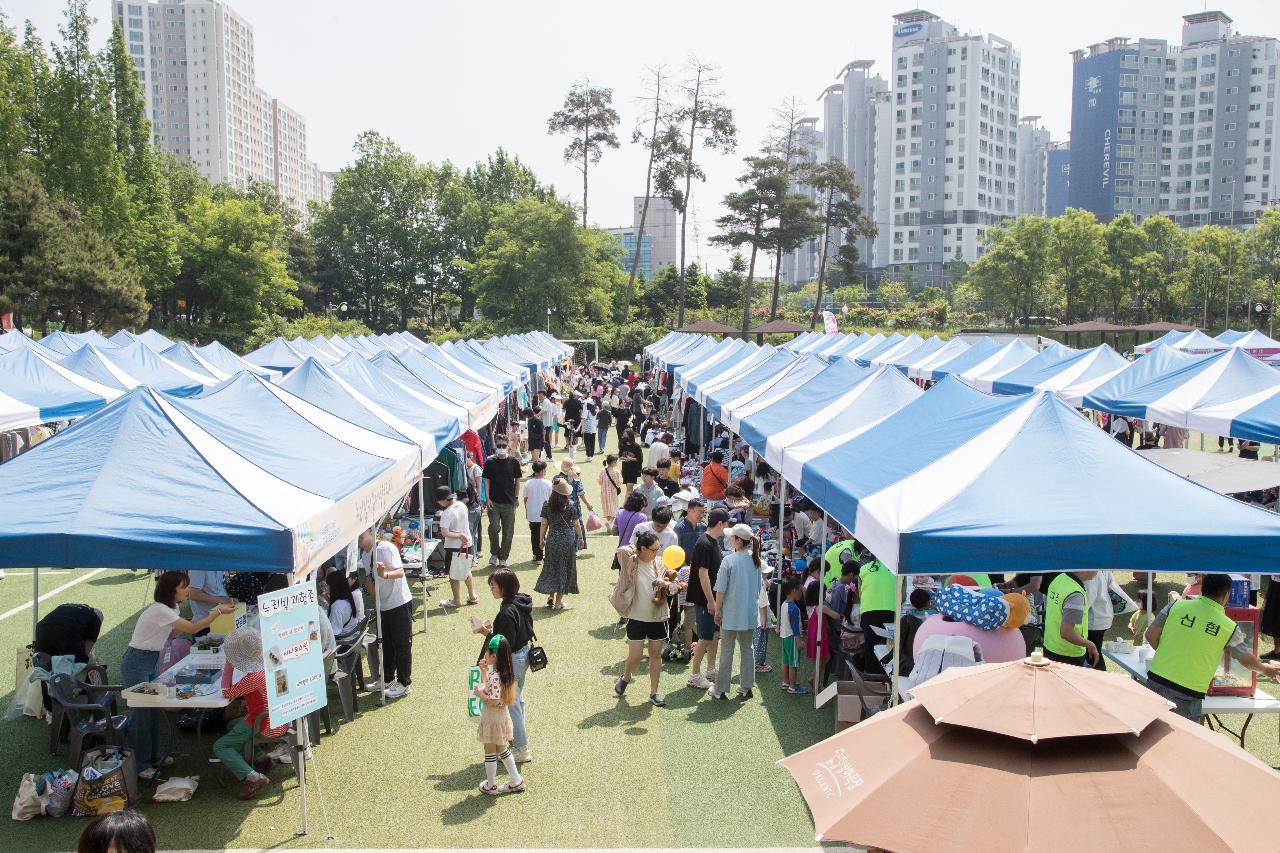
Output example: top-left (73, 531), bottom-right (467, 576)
top-left (552, 479), bottom-right (573, 495)
top-left (224, 626), bottom-right (263, 674)
top-left (728, 523), bottom-right (756, 543)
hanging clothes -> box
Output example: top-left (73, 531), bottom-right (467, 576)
top-left (460, 429), bottom-right (485, 467)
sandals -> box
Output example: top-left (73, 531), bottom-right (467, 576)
top-left (466, 596), bottom-right (480, 605)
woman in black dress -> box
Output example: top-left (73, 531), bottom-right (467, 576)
top-left (618, 428), bottom-right (643, 500)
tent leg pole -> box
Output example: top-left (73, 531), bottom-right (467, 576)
top-left (418, 477), bottom-right (428, 634)
top-left (31, 567), bottom-right (39, 646)
top-left (775, 479), bottom-right (787, 625)
top-left (814, 511), bottom-right (828, 706)
top-left (889, 575), bottom-right (903, 707)
top-left (1145, 572), bottom-right (1155, 631)
top-left (293, 726), bottom-right (308, 836)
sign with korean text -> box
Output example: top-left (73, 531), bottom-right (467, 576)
top-left (258, 581), bottom-right (327, 730)
top-left (467, 665), bottom-right (482, 717)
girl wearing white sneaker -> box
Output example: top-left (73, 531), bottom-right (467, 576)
top-left (473, 634), bottom-right (526, 795)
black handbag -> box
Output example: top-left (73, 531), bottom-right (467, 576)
top-left (527, 629), bottom-right (548, 672)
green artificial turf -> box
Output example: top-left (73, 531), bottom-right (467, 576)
top-left (1, 448), bottom-right (1277, 851)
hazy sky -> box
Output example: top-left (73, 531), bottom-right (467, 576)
top-left (7, 1), bottom-right (1280, 271)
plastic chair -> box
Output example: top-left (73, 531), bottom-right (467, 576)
top-left (47, 673), bottom-right (126, 768)
top-left (46, 663), bottom-right (112, 753)
top-left (241, 711), bottom-right (290, 769)
top-left (331, 614), bottom-right (372, 722)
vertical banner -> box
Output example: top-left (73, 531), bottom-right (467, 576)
top-left (467, 665), bottom-right (483, 717)
top-left (258, 581), bottom-right (328, 730)
top-left (822, 310), bottom-right (839, 334)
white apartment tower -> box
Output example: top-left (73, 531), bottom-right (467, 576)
top-left (779, 117), bottom-right (824, 285)
top-left (1016, 116), bottom-right (1053, 216)
top-left (113, 0), bottom-right (327, 218)
top-left (887, 9), bottom-right (1021, 274)
top-left (632, 196), bottom-right (680, 275)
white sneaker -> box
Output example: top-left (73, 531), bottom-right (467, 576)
top-left (686, 673), bottom-right (712, 690)
top-left (706, 669), bottom-right (718, 681)
top-left (364, 679), bottom-right (385, 692)
top-left (513, 748), bottom-right (533, 763)
top-left (499, 560), bottom-right (509, 568)
top-left (385, 682), bottom-right (408, 699)
top-left (489, 555), bottom-right (499, 567)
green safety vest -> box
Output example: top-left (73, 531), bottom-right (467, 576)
top-left (859, 560), bottom-right (897, 614)
top-left (943, 572), bottom-right (992, 588)
top-left (824, 539), bottom-right (857, 585)
top-left (1148, 596), bottom-right (1234, 695)
top-left (1043, 573), bottom-right (1088, 659)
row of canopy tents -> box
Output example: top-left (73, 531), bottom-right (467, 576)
top-left (0, 328), bottom-right (568, 435)
top-left (648, 328), bottom-right (1280, 443)
top-left (644, 331), bottom-right (1280, 578)
top-left (0, 328), bottom-right (570, 574)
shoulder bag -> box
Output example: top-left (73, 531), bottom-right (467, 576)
top-left (526, 629), bottom-right (548, 672)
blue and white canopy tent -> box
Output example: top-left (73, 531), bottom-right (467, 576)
top-left (967, 340), bottom-right (1069, 393)
top-left (288, 336), bottom-right (341, 364)
top-left (731, 359), bottom-right (872, 464)
top-left (452, 340), bottom-right (530, 387)
top-left (306, 336), bottom-right (346, 360)
top-left (59, 342), bottom-right (206, 396)
top-left (244, 337), bottom-right (307, 374)
top-left (859, 333), bottom-right (925, 368)
top-left (643, 331), bottom-right (686, 359)
top-left (903, 336), bottom-right (969, 379)
top-left (807, 333), bottom-right (854, 359)
top-left (671, 338), bottom-right (747, 390)
top-left (990, 344), bottom-right (1129, 405)
top-left (719, 355), bottom-right (829, 434)
top-left (780, 331), bottom-right (821, 352)
top-left (847, 333), bottom-right (905, 366)
top-left (1080, 343), bottom-right (1203, 411)
top-left (657, 335), bottom-right (719, 372)
top-left (0, 346), bottom-right (123, 431)
top-left (0, 381), bottom-right (421, 574)
top-left (955, 338), bottom-right (1038, 387)
top-left (421, 342), bottom-right (516, 396)
top-left (915, 336), bottom-right (1000, 381)
top-left (0, 330), bottom-right (50, 355)
top-left (700, 348), bottom-right (791, 417)
top-left (70, 330), bottom-right (119, 350)
top-left (333, 352), bottom-right (468, 431)
top-left (1216, 329), bottom-right (1248, 345)
top-left (876, 335), bottom-right (947, 370)
top-left (385, 347), bottom-right (502, 428)
top-left (37, 330), bottom-right (95, 357)
top-left (110, 329), bottom-right (175, 353)
top-left (156, 341), bottom-right (229, 383)
top-left (1083, 346), bottom-right (1280, 432)
top-left (689, 344), bottom-right (776, 407)
top-left (363, 353), bottom-right (472, 423)
top-left (821, 332), bottom-right (873, 361)
top-left (196, 340), bottom-right (279, 381)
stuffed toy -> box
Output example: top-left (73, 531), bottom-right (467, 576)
top-left (934, 584), bottom-right (1030, 631)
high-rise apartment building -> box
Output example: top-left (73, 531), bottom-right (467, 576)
top-left (1045, 142), bottom-right (1072, 217)
top-left (1015, 116), bottom-right (1053, 216)
top-left (783, 9), bottom-right (1023, 286)
top-left (112, 0), bottom-right (327, 218)
top-left (607, 197), bottom-right (678, 280)
top-left (779, 116), bottom-right (824, 286)
top-left (886, 10), bottom-right (1020, 273)
top-left (1067, 11), bottom-right (1279, 228)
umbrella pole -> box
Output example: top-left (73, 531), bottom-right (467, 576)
top-left (889, 574), bottom-right (903, 706)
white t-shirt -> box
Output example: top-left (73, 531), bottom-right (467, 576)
top-left (790, 512), bottom-right (812, 542)
top-left (630, 521), bottom-right (679, 555)
top-left (438, 501), bottom-right (472, 548)
top-left (363, 539), bottom-right (411, 611)
top-left (541, 402), bottom-right (559, 428)
top-left (807, 516), bottom-right (826, 548)
top-left (647, 441), bottom-right (669, 468)
top-left (129, 602), bottom-right (181, 652)
top-left (523, 476), bottom-right (552, 523)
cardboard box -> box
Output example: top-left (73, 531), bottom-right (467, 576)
top-left (817, 679), bottom-right (890, 732)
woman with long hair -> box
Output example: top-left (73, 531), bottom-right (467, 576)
top-left (471, 569), bottom-right (535, 762)
top-left (618, 428), bottom-right (643, 498)
top-left (613, 531), bottom-right (679, 707)
top-left (326, 570), bottom-right (362, 638)
top-left (533, 481), bottom-right (583, 609)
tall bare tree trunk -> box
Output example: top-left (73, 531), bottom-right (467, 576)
top-left (810, 184), bottom-right (836, 330)
top-left (625, 72), bottom-right (664, 321)
top-left (582, 123), bottom-right (590, 229)
top-left (740, 209), bottom-right (763, 335)
top-left (677, 72), bottom-right (703, 328)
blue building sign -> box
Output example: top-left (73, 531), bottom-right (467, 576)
top-left (1067, 49), bottom-right (1132, 221)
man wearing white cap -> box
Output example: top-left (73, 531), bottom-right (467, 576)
top-left (711, 523), bottom-right (764, 700)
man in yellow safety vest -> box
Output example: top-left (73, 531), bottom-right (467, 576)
top-left (1042, 571), bottom-right (1099, 666)
top-left (1146, 573), bottom-right (1280, 720)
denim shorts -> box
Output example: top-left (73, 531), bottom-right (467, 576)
top-left (694, 606), bottom-right (719, 641)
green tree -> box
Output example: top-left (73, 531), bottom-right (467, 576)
top-left (710, 155), bottom-right (787, 334)
top-left (1139, 215), bottom-right (1185, 321)
top-left (1247, 209), bottom-right (1280, 320)
top-left (671, 59), bottom-right (736, 326)
top-left (802, 159), bottom-right (875, 329)
top-left (878, 281), bottom-right (909, 310)
top-left (105, 22), bottom-right (178, 310)
top-left (470, 197), bottom-right (622, 333)
top-left (967, 216), bottom-right (1054, 323)
top-left (625, 65), bottom-right (683, 321)
top-left (172, 194), bottom-right (297, 331)
top-left (0, 169), bottom-right (145, 333)
top-left (41, 1), bottom-right (130, 244)
top-left (0, 13), bottom-right (37, 172)
top-left (546, 80), bottom-right (620, 228)
top-left (1050, 207), bottom-right (1109, 322)
top-left (1102, 213), bottom-right (1146, 320)
top-left (706, 252), bottom-right (746, 323)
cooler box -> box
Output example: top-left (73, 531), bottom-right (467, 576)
top-left (1209, 606), bottom-right (1260, 697)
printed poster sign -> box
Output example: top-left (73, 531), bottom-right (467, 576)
top-left (822, 310), bottom-right (839, 334)
top-left (468, 665), bottom-right (482, 717)
top-left (258, 581), bottom-right (327, 730)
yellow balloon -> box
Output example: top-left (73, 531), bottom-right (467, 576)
top-left (662, 545), bottom-right (686, 570)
